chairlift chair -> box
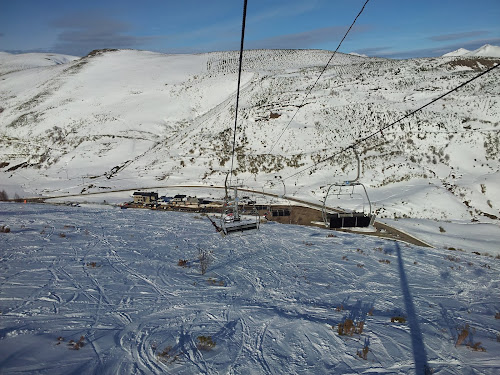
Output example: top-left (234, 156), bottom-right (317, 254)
top-left (219, 174), bottom-right (260, 235)
top-left (321, 148), bottom-right (375, 229)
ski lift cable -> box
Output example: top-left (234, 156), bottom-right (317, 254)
top-left (265, 0), bottom-right (371, 156)
top-left (283, 62), bottom-right (500, 182)
top-left (228, 0), bottom-right (248, 187)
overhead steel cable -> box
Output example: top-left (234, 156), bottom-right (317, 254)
top-left (283, 62), bottom-right (500, 182)
top-left (228, 0), bottom-right (248, 186)
top-left (266, 0), bottom-right (371, 156)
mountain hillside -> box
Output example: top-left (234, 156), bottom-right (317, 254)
top-left (1, 48), bottom-right (499, 222)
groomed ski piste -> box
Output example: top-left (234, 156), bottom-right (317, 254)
top-left (1, 202), bottom-right (499, 374)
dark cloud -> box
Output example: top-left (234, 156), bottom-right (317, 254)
top-left (247, 25), bottom-right (369, 50)
top-left (429, 31), bottom-right (488, 42)
top-left (353, 46), bottom-right (392, 57)
top-left (50, 12), bottom-right (158, 56)
top-left (4, 48), bottom-right (54, 54)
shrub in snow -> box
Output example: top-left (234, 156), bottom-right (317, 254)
top-left (196, 336), bottom-right (216, 351)
top-left (390, 316), bottom-right (406, 324)
top-left (336, 319), bottom-right (364, 336)
top-left (157, 345), bottom-right (184, 364)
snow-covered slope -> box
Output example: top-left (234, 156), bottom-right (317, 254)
top-left (0, 203), bottom-right (499, 374)
top-left (0, 52), bottom-right (79, 76)
top-left (0, 48), bottom-right (499, 224)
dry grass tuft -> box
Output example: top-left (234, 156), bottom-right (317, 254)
top-left (196, 336), bottom-right (216, 351)
top-left (495, 312), bottom-right (500, 319)
top-left (391, 316), bottom-right (406, 324)
top-left (0, 225), bottom-right (10, 233)
top-left (357, 345), bottom-right (369, 360)
top-left (336, 319), bottom-right (364, 336)
top-left (207, 277), bottom-right (225, 286)
top-left (86, 262), bottom-right (99, 268)
top-left (467, 342), bottom-right (486, 352)
top-left (379, 259), bottom-right (391, 264)
top-left (455, 325), bottom-right (469, 347)
top-left (157, 345), bottom-right (184, 364)
top-left (455, 324), bottom-right (487, 351)
top-left (68, 335), bottom-right (85, 350)
top-left (177, 259), bottom-right (189, 268)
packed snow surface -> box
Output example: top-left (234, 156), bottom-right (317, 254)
top-left (1, 203), bottom-right (499, 374)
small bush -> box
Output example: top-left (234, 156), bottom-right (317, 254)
top-left (157, 345), bottom-right (184, 364)
top-left (455, 324), bottom-right (469, 346)
top-left (391, 316), bottom-right (406, 324)
top-left (439, 226), bottom-right (446, 233)
top-left (379, 259), bottom-right (391, 264)
top-left (467, 342), bottom-right (486, 352)
top-left (336, 319), bottom-right (364, 336)
top-left (198, 248), bottom-right (213, 275)
top-left (68, 336), bottom-right (85, 350)
top-left (177, 259), bottom-right (189, 267)
top-left (0, 225), bottom-right (10, 233)
top-left (0, 190), bottom-right (8, 201)
top-left (495, 312), bottom-right (500, 319)
top-left (207, 277), bottom-right (225, 286)
top-left (196, 336), bottom-right (216, 351)
top-left (357, 345), bottom-right (369, 360)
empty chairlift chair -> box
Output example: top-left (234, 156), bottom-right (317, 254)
top-left (220, 182), bottom-right (260, 235)
top-left (321, 148), bottom-right (375, 229)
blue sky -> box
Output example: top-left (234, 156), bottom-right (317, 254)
top-left (1, 0), bottom-right (499, 58)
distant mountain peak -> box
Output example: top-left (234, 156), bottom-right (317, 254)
top-left (443, 44), bottom-right (500, 58)
top-left (442, 48), bottom-right (470, 57)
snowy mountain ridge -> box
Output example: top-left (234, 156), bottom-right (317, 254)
top-left (0, 48), bottom-right (499, 223)
top-left (442, 44), bottom-right (500, 58)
